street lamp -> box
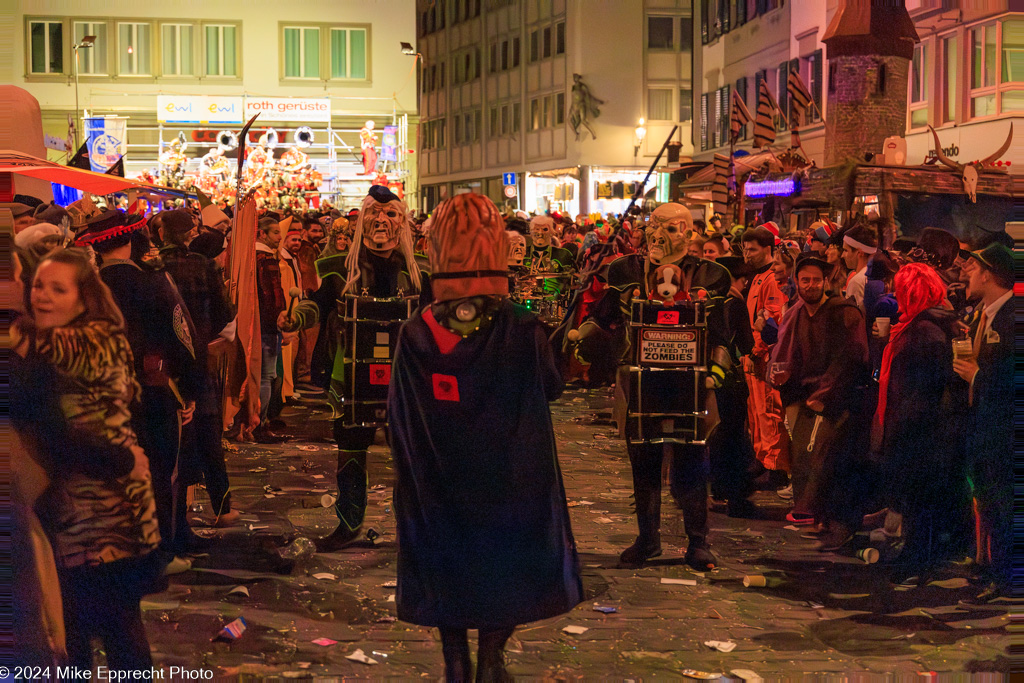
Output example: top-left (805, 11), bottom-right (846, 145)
top-left (634, 118), bottom-right (647, 158)
top-left (72, 35), bottom-right (96, 150)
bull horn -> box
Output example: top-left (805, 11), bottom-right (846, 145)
top-left (978, 122), bottom-right (1013, 168)
top-left (928, 125), bottom-right (961, 170)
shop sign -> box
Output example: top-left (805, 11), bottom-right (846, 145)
top-left (243, 98), bottom-right (332, 123)
top-left (744, 177), bottom-right (800, 198)
top-left (157, 96), bottom-right (243, 124)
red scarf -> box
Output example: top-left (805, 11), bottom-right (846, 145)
top-left (873, 264), bottom-right (946, 443)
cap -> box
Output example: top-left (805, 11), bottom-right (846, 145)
top-left (794, 254), bottom-right (833, 278)
top-left (967, 242), bottom-right (1014, 285)
top-left (201, 204), bottom-right (230, 227)
top-left (368, 184), bottom-right (399, 204)
top-left (810, 220), bottom-right (836, 244)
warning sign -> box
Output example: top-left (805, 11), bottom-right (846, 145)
top-left (639, 328), bottom-right (697, 365)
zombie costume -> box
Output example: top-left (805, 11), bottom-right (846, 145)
top-left (313, 186), bottom-right (428, 552)
top-left (389, 193), bottom-right (581, 682)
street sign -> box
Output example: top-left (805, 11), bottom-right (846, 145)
top-left (503, 185), bottom-right (518, 198)
top-left (502, 172), bottom-right (517, 186)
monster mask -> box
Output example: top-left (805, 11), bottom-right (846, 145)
top-left (507, 231), bottom-right (527, 266)
top-left (645, 203), bottom-right (693, 265)
top-left (360, 185), bottom-right (406, 253)
top-left (530, 215), bottom-right (555, 248)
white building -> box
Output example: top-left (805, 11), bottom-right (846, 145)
top-left (9, 0), bottom-right (421, 207)
top-left (693, 0), bottom-right (1021, 168)
top-left (416, 0), bottom-right (696, 216)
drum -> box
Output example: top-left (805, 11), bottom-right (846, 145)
top-left (336, 294), bottom-right (417, 427)
top-left (624, 298), bottom-right (711, 446)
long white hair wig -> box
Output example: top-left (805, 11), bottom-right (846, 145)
top-left (342, 193), bottom-right (422, 295)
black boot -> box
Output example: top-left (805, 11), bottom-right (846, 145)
top-left (476, 628), bottom-right (514, 683)
top-left (315, 449), bottom-right (367, 552)
top-left (684, 537), bottom-right (719, 571)
top-left (619, 476), bottom-right (663, 567)
top-left (440, 628), bottom-right (473, 682)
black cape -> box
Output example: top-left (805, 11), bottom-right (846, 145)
top-left (388, 300), bottom-right (583, 629)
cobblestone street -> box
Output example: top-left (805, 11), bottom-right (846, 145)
top-left (143, 388), bottom-right (1010, 679)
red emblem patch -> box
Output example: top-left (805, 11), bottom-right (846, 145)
top-left (432, 373), bottom-right (460, 402)
top-left (657, 311), bottom-right (679, 325)
top-left (369, 364), bottom-right (392, 385)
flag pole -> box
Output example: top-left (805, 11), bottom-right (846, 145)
top-left (616, 124), bottom-right (679, 238)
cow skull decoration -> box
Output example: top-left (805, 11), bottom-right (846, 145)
top-left (928, 123), bottom-right (1013, 204)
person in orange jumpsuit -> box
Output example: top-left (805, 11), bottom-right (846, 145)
top-left (740, 225), bottom-right (790, 478)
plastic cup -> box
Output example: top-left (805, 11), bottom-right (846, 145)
top-left (857, 548), bottom-right (880, 564)
top-left (952, 338), bottom-right (973, 360)
top-left (743, 575), bottom-right (783, 588)
top-left (875, 318), bottom-right (891, 336)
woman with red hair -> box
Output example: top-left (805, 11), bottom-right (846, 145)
top-left (873, 262), bottom-right (967, 586)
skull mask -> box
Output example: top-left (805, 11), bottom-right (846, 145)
top-left (361, 199), bottom-right (404, 252)
top-left (645, 203), bottom-right (693, 265)
top-left (507, 231), bottom-right (527, 266)
top-left (530, 216), bottom-right (555, 248)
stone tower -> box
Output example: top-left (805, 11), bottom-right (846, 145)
top-left (821, 0), bottom-right (919, 166)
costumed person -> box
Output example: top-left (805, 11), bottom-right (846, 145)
top-left (598, 203), bottom-right (731, 569)
top-left (277, 218), bottom-right (304, 404)
top-left (872, 263), bottom-right (964, 586)
top-left (740, 225), bottom-right (790, 487)
top-left (953, 244), bottom-right (1014, 603)
top-left (360, 120), bottom-right (378, 176)
top-left (314, 185), bottom-right (428, 552)
top-left (79, 211), bottom-right (204, 567)
top-left (525, 214), bottom-right (574, 273)
top-left (841, 224), bottom-right (877, 309)
top-left (389, 193), bottom-right (582, 682)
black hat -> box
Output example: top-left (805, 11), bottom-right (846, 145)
top-left (13, 194), bottom-right (44, 209)
top-left (75, 209), bottom-right (146, 250)
top-left (716, 255), bottom-right (752, 280)
top-left (1, 202), bottom-right (34, 218)
top-left (794, 254), bottom-right (833, 277)
top-left (368, 185), bottom-right (399, 204)
top-left (967, 243), bottom-right (1014, 286)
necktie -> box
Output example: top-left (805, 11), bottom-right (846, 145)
top-left (972, 308), bottom-right (988, 359)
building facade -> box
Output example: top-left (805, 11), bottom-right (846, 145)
top-left (11, 0), bottom-right (420, 207)
top-left (693, 0), bottom-right (1021, 168)
top-left (416, 0), bottom-right (696, 216)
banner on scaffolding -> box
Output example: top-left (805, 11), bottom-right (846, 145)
top-left (381, 125), bottom-right (398, 162)
top-left (84, 117), bottom-right (127, 173)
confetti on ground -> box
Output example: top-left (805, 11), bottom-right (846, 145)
top-left (312, 638), bottom-right (338, 647)
top-left (345, 649), bottom-right (379, 665)
top-left (661, 578), bottom-right (698, 586)
top-left (593, 605), bottom-right (618, 614)
top-left (563, 625), bottom-right (589, 635)
top-left (704, 640), bottom-right (737, 653)
top-left (312, 573), bottom-right (336, 580)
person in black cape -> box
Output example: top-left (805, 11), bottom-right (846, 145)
top-left (388, 193), bottom-right (583, 682)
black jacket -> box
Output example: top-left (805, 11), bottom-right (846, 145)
top-left (160, 245), bottom-right (234, 359)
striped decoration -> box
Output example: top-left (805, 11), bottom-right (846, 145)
top-left (730, 90), bottom-right (752, 143)
top-left (712, 153), bottom-right (730, 215)
top-left (754, 79), bottom-right (778, 148)
top-left (786, 68), bottom-right (814, 150)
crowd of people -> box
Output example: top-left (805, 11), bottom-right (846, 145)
top-left (9, 186), bottom-right (1014, 679)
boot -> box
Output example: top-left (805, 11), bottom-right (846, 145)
top-left (476, 628), bottom-right (514, 683)
top-left (440, 628), bottom-right (473, 683)
top-left (684, 538), bottom-right (718, 571)
top-left (619, 481), bottom-right (662, 567)
top-left (315, 449), bottom-right (367, 552)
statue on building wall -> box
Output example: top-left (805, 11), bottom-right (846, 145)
top-left (569, 73), bottom-right (604, 141)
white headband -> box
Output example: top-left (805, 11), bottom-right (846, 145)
top-left (844, 235), bottom-right (877, 255)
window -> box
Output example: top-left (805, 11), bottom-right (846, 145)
top-left (942, 35), bottom-right (958, 122)
top-left (806, 49), bottom-right (823, 122)
top-left (776, 62), bottom-right (789, 127)
top-left (74, 21), bottom-right (107, 75)
top-left (555, 22), bottom-right (565, 55)
top-left (679, 17), bottom-right (693, 52)
top-left (530, 30), bottom-right (539, 62)
top-left (530, 98), bottom-right (540, 130)
top-left (161, 24), bottom-right (194, 76)
top-left (555, 92), bottom-right (565, 124)
top-left (439, 61), bottom-right (446, 86)
top-left (500, 104), bottom-right (509, 135)
top-left (495, 41), bottom-right (504, 71)
top-left (454, 115), bottom-right (463, 144)
top-left (713, 85), bottom-right (730, 147)
top-left (699, 92), bottom-right (709, 151)
top-left (648, 88), bottom-right (673, 120)
top-left (648, 16), bottom-right (674, 50)
top-left (437, 117), bottom-right (446, 147)
top-left (512, 102), bottom-right (521, 133)
top-left (205, 25), bottom-right (237, 77)
top-left (118, 22), bottom-right (151, 75)
top-left (330, 28), bottom-right (367, 79)
top-left (543, 26), bottom-right (552, 58)
top-left (1002, 18), bottom-right (1024, 112)
top-left (679, 87), bottom-right (692, 122)
top-left (512, 36), bottom-right (520, 66)
top-left (489, 106), bottom-right (499, 136)
top-left (542, 95), bottom-right (552, 127)
top-left (29, 20), bottom-right (63, 75)
top-left (284, 26), bottom-right (320, 78)
top-left (909, 43), bottom-right (928, 128)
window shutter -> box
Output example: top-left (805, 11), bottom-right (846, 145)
top-left (736, 76), bottom-right (748, 138)
top-left (777, 62), bottom-right (789, 129)
top-left (700, 93), bottom-right (709, 151)
top-left (701, 0), bottom-right (710, 44)
top-left (720, 0), bottom-right (730, 34)
top-left (812, 49), bottom-right (823, 121)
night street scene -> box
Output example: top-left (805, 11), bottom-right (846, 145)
top-left (6, 0), bottom-right (1017, 681)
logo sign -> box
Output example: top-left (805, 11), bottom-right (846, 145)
top-left (368, 364), bottom-right (392, 385)
top-left (157, 96), bottom-right (243, 124)
top-left (503, 185), bottom-right (518, 198)
top-left (502, 172), bottom-right (517, 186)
top-left (656, 311), bottom-right (679, 325)
top-left (44, 134), bottom-right (68, 152)
top-left (84, 117), bottom-right (127, 172)
top-left (243, 97), bottom-right (331, 123)
top-left (639, 328), bottom-right (697, 366)
top-left (381, 125), bottom-right (398, 162)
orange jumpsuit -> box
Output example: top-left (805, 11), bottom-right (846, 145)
top-left (743, 264), bottom-right (790, 472)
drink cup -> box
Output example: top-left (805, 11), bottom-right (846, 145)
top-left (857, 548), bottom-right (880, 564)
top-left (743, 574), bottom-right (782, 588)
top-left (952, 338), bottom-right (973, 360)
top-left (875, 318), bottom-right (891, 337)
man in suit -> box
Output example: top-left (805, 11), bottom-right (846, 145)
top-left (952, 243), bottom-right (1014, 603)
